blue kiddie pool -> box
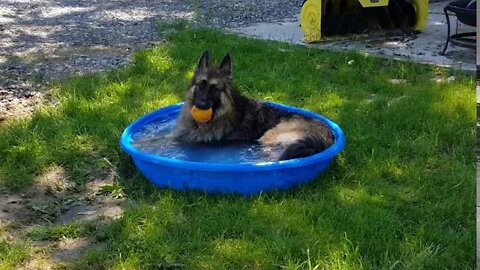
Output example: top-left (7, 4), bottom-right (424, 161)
top-left (120, 102), bottom-right (345, 195)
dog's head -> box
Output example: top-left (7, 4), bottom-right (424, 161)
top-left (184, 50), bottom-right (235, 125)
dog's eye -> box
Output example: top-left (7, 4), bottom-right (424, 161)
top-left (196, 80), bottom-right (207, 88)
top-left (210, 85), bottom-right (221, 92)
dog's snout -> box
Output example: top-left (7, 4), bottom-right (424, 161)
top-left (195, 100), bottom-right (210, 110)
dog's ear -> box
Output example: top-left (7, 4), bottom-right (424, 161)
top-left (195, 49), bottom-right (210, 73)
top-left (219, 53), bottom-right (232, 78)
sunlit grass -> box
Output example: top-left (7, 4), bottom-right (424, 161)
top-left (27, 223), bottom-right (91, 241)
top-left (0, 240), bottom-right (28, 270)
top-left (0, 22), bottom-right (475, 269)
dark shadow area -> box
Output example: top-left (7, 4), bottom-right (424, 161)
top-left (320, 0), bottom-right (418, 37)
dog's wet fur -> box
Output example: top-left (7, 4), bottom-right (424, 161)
top-left (172, 50), bottom-right (334, 160)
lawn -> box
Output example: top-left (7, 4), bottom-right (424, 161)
top-left (0, 22), bottom-right (476, 269)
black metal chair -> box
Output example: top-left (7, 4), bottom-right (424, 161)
top-left (441, 0), bottom-right (476, 55)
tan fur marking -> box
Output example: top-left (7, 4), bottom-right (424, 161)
top-left (259, 118), bottom-right (324, 146)
top-left (217, 91), bottom-right (232, 113)
top-left (195, 75), bottom-right (207, 83)
top-left (208, 78), bottom-right (218, 85)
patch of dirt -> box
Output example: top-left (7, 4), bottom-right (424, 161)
top-left (0, 165), bottom-right (71, 226)
top-left (0, 165), bottom-right (126, 269)
top-left (17, 234), bottom-right (107, 269)
top-left (18, 258), bottom-right (57, 270)
top-left (51, 237), bottom-right (93, 263)
top-left (59, 196), bottom-right (124, 224)
top-left (1, 165), bottom-right (125, 225)
top-left (0, 87), bottom-right (46, 122)
top-left (17, 237), bottom-right (100, 270)
top-left (57, 167), bottom-right (126, 224)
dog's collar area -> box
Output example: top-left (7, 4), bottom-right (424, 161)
top-left (197, 120), bottom-right (211, 128)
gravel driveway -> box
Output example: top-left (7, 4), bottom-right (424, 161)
top-left (0, 0), bottom-right (300, 120)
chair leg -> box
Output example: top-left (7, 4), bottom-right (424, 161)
top-left (441, 8), bottom-right (451, 55)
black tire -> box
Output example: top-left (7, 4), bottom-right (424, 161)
top-left (388, 0), bottom-right (405, 28)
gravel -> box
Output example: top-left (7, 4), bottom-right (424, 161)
top-left (194, 0), bottom-right (300, 28)
top-left (0, 0), bottom-right (301, 120)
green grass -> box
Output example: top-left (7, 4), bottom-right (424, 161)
top-left (0, 23), bottom-right (475, 269)
top-left (27, 222), bottom-right (91, 241)
top-left (0, 240), bottom-right (28, 270)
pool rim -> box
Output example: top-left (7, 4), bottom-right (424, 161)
top-left (120, 102), bottom-right (345, 172)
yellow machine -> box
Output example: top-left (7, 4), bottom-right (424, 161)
top-left (300, 0), bottom-right (429, 42)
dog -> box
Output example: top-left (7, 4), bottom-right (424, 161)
top-left (172, 50), bottom-right (334, 161)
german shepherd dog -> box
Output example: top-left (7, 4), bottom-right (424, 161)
top-left (172, 50), bottom-right (334, 161)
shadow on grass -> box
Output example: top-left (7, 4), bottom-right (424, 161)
top-left (0, 24), bottom-right (476, 269)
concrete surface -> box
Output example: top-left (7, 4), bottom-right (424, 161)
top-left (233, 1), bottom-right (476, 72)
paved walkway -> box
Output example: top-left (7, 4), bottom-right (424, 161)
top-left (235, 1), bottom-right (476, 72)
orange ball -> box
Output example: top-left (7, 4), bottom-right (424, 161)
top-left (191, 106), bottom-right (213, 122)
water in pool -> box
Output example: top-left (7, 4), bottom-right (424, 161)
top-left (131, 119), bottom-right (283, 164)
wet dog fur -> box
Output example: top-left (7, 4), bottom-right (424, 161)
top-left (172, 50), bottom-right (334, 160)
